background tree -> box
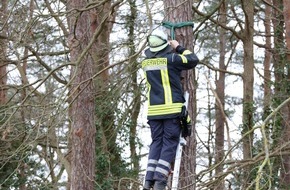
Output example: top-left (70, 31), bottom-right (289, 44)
top-left (0, 0), bottom-right (69, 189)
top-left (66, 0), bottom-right (97, 188)
top-left (0, 0), bottom-right (7, 105)
top-left (125, 0), bottom-right (142, 181)
top-left (240, 0), bottom-right (255, 188)
top-left (214, 1), bottom-right (227, 189)
top-left (278, 0), bottom-right (290, 187)
top-left (0, 0), bottom-right (11, 188)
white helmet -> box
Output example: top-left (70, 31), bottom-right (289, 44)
top-left (147, 29), bottom-right (169, 52)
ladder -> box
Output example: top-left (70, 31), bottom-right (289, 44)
top-left (171, 91), bottom-right (189, 190)
top-left (171, 136), bottom-right (186, 189)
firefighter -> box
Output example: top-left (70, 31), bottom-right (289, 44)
top-left (142, 28), bottom-right (199, 190)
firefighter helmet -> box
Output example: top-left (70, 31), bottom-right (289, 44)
top-left (147, 29), bottom-right (169, 52)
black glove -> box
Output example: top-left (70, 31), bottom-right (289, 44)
top-left (180, 106), bottom-right (192, 138)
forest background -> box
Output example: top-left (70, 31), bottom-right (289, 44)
top-left (0, 0), bottom-right (290, 190)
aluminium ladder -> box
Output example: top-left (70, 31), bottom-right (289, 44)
top-left (171, 91), bottom-right (189, 190)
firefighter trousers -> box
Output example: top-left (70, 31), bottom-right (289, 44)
top-left (145, 118), bottom-right (181, 183)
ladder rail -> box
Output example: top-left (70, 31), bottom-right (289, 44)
top-left (171, 91), bottom-right (189, 189)
top-left (171, 137), bottom-right (186, 189)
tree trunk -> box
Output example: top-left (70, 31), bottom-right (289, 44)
top-left (261, 4), bottom-right (273, 187)
top-left (283, 0), bottom-right (290, 62)
top-left (127, 0), bottom-right (141, 177)
top-left (0, 0), bottom-right (8, 105)
top-left (163, 1), bottom-right (197, 189)
top-left (91, 2), bottom-right (125, 188)
top-left (241, 0), bottom-right (254, 188)
top-left (279, 0), bottom-right (290, 186)
top-left (215, 1), bottom-right (226, 189)
top-left (271, 0), bottom-right (286, 188)
top-left (67, 0), bottom-right (96, 189)
top-left (263, 1), bottom-right (272, 120)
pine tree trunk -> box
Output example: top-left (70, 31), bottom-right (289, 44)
top-left (261, 4), bottom-right (273, 187)
top-left (215, 1), bottom-right (226, 189)
top-left (241, 0), bottom-right (254, 188)
top-left (67, 0), bottom-right (96, 189)
top-left (0, 0), bottom-right (7, 105)
top-left (127, 0), bottom-right (141, 179)
top-left (279, 0), bottom-right (290, 186)
top-left (271, 0), bottom-right (286, 188)
top-left (263, 2), bottom-right (271, 119)
top-left (163, 1), bottom-right (197, 189)
top-left (283, 0), bottom-right (290, 61)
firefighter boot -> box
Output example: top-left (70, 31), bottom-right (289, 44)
top-left (153, 180), bottom-right (167, 190)
top-left (143, 180), bottom-right (154, 190)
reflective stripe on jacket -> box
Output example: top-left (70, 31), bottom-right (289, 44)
top-left (142, 45), bottom-right (199, 120)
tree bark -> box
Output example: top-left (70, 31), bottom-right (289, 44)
top-left (271, 0), bottom-right (287, 188)
top-left (262, 4), bottom-right (273, 187)
top-left (163, 1), bottom-right (197, 189)
top-left (283, 0), bottom-right (290, 62)
top-left (127, 0), bottom-right (141, 178)
top-left (279, 0), bottom-right (290, 186)
top-left (263, 1), bottom-right (272, 120)
top-left (215, 1), bottom-right (226, 189)
top-left (0, 0), bottom-right (8, 105)
top-left (67, 0), bottom-right (96, 189)
top-left (241, 0), bottom-right (254, 188)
